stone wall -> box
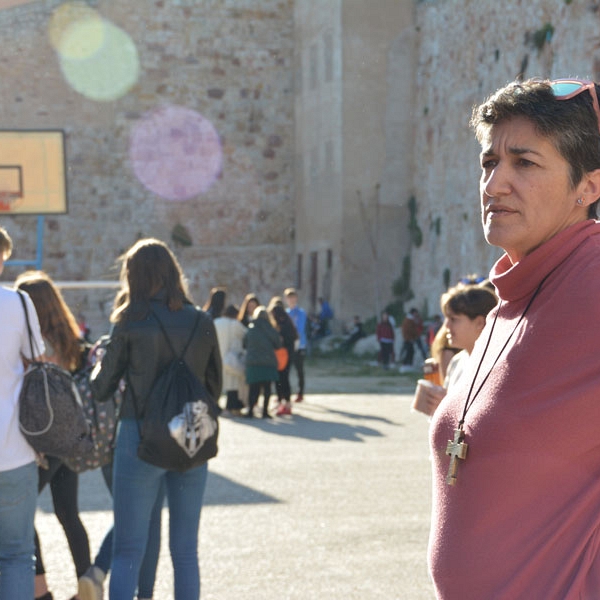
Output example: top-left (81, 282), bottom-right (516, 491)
top-left (3, 0), bottom-right (600, 333)
top-left (411, 0), bottom-right (600, 314)
top-left (0, 0), bottom-right (295, 335)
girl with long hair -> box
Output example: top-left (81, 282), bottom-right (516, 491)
top-left (91, 238), bottom-right (222, 599)
top-left (202, 286), bottom-right (226, 319)
top-left (214, 304), bottom-right (247, 414)
top-left (267, 297), bottom-right (298, 416)
top-left (237, 292), bottom-right (259, 327)
top-left (243, 305), bottom-right (281, 418)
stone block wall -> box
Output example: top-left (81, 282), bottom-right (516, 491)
top-left (0, 0), bottom-right (295, 334)
top-left (3, 0), bottom-right (600, 332)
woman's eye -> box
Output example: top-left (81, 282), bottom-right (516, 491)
top-left (481, 159), bottom-right (497, 170)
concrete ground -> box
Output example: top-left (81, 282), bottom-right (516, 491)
top-left (36, 368), bottom-right (436, 600)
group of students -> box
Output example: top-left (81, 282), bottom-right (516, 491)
top-left (208, 286), bottom-right (308, 419)
top-left (0, 230), bottom-right (225, 600)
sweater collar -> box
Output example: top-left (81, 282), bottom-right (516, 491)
top-left (490, 220), bottom-right (600, 302)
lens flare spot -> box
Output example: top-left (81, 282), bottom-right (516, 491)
top-left (58, 17), bottom-right (106, 61)
top-left (59, 20), bottom-right (139, 102)
top-left (48, 1), bottom-right (102, 55)
top-left (130, 106), bottom-right (223, 201)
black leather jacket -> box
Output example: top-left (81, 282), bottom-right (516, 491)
top-left (90, 296), bottom-right (222, 419)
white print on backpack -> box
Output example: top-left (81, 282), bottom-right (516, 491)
top-left (168, 400), bottom-right (217, 458)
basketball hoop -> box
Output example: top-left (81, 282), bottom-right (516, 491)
top-left (0, 191), bottom-right (22, 212)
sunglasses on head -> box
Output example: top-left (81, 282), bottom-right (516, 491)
top-left (549, 78), bottom-right (600, 134)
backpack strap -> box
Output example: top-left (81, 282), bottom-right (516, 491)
top-left (150, 307), bottom-right (201, 362)
top-left (131, 306), bottom-right (202, 422)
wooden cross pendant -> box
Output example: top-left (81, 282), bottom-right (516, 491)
top-left (445, 427), bottom-right (468, 486)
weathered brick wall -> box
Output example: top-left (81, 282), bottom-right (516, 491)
top-left (411, 0), bottom-right (600, 314)
top-left (0, 0), bottom-right (294, 335)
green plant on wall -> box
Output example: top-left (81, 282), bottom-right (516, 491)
top-left (443, 267), bottom-right (451, 289)
top-left (171, 223), bottom-right (192, 247)
top-left (389, 196), bottom-right (425, 317)
top-left (531, 23), bottom-right (554, 52)
top-left (393, 255), bottom-right (413, 298)
top-left (408, 195), bottom-right (423, 247)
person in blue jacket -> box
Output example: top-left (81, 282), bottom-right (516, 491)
top-left (284, 287), bottom-right (307, 402)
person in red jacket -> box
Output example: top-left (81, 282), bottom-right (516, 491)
top-left (376, 311), bottom-right (395, 369)
top-left (400, 308), bottom-right (420, 369)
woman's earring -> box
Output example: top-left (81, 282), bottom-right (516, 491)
top-left (577, 198), bottom-right (584, 205)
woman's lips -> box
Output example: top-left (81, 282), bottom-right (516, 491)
top-left (485, 203), bottom-right (517, 218)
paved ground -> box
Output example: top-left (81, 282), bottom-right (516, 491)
top-left (36, 369), bottom-right (436, 600)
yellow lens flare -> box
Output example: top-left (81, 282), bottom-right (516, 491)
top-left (58, 17), bottom-right (107, 61)
top-left (48, 1), bottom-right (103, 58)
top-left (59, 20), bottom-right (140, 102)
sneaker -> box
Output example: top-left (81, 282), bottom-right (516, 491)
top-left (294, 394), bottom-right (303, 403)
top-left (78, 566), bottom-right (105, 600)
top-left (276, 403), bottom-right (292, 416)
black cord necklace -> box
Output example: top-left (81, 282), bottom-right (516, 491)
top-left (444, 277), bottom-right (546, 486)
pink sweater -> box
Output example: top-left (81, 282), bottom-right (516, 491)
top-left (429, 220), bottom-right (600, 599)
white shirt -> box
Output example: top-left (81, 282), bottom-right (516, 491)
top-left (444, 350), bottom-right (470, 392)
top-left (213, 316), bottom-right (247, 390)
top-left (0, 286), bottom-right (45, 471)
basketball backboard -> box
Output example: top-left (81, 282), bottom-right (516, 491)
top-left (0, 130), bottom-right (67, 214)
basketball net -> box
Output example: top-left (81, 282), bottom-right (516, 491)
top-left (0, 191), bottom-right (21, 212)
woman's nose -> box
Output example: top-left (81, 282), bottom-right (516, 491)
top-left (482, 164), bottom-right (511, 198)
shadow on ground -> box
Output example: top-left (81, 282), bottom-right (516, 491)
top-left (37, 469), bottom-right (280, 515)
top-left (228, 401), bottom-right (402, 442)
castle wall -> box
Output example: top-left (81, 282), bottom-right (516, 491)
top-left (2, 0), bottom-right (599, 333)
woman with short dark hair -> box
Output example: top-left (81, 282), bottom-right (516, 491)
top-left (429, 78), bottom-right (600, 598)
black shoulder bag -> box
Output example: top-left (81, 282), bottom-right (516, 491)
top-left (17, 290), bottom-right (93, 459)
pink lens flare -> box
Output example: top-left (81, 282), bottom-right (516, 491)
top-left (129, 105), bottom-right (223, 201)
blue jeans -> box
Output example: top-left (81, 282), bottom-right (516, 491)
top-left (96, 462), bottom-right (164, 597)
top-left (109, 419), bottom-right (208, 600)
top-left (0, 461), bottom-right (37, 598)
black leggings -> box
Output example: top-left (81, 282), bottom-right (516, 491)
top-left (290, 349), bottom-right (305, 396)
top-left (379, 341), bottom-right (394, 366)
top-left (249, 381), bottom-right (272, 413)
top-left (35, 457), bottom-right (91, 578)
top-left (276, 364), bottom-right (291, 402)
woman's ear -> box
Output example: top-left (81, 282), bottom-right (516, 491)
top-left (579, 168), bottom-right (600, 206)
